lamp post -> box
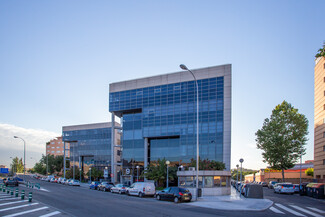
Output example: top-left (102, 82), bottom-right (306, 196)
top-left (89, 168), bottom-right (92, 183)
top-left (79, 168), bottom-right (82, 182)
top-left (180, 64), bottom-right (200, 199)
top-left (293, 140), bottom-right (303, 186)
top-left (136, 166), bottom-right (140, 182)
top-left (166, 160), bottom-right (170, 188)
top-left (236, 164), bottom-right (239, 184)
top-left (13, 136), bottom-right (26, 180)
top-left (239, 158), bottom-right (244, 183)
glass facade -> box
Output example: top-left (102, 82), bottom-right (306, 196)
top-left (62, 127), bottom-right (112, 174)
top-left (110, 77), bottom-right (224, 167)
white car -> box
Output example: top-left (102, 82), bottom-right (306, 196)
top-left (110, 184), bottom-right (127, 194)
top-left (274, 183), bottom-right (295, 194)
top-left (60, 178), bottom-right (67, 184)
top-left (126, 182), bottom-right (155, 197)
top-left (70, 180), bottom-right (80, 186)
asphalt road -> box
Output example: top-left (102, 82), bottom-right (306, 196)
top-left (14, 176), bottom-right (325, 217)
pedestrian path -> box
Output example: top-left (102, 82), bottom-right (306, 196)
top-left (0, 191), bottom-right (67, 217)
top-left (269, 203), bottom-right (325, 217)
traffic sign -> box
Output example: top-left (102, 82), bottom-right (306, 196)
top-left (0, 168), bottom-right (9, 174)
top-left (125, 168), bottom-right (130, 175)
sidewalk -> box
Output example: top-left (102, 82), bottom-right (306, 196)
top-left (184, 187), bottom-right (273, 211)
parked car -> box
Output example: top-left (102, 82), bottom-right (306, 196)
top-left (268, 181), bottom-right (278, 189)
top-left (261, 182), bottom-right (268, 187)
top-left (274, 183), bottom-right (295, 194)
top-left (5, 177), bottom-right (18, 187)
top-left (60, 178), bottom-right (67, 184)
top-left (89, 181), bottom-right (100, 190)
top-left (126, 182), bottom-right (156, 197)
top-left (111, 184), bottom-right (127, 194)
top-left (70, 180), bottom-right (80, 186)
top-left (99, 182), bottom-right (115, 192)
top-left (65, 179), bottom-right (72, 185)
top-left (293, 184), bottom-right (300, 193)
top-left (156, 187), bottom-right (192, 203)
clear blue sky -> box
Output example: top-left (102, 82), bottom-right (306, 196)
top-left (0, 0), bottom-right (323, 169)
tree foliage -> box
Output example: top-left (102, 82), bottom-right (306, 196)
top-left (33, 154), bottom-right (67, 175)
top-left (143, 158), bottom-right (177, 187)
top-left (189, 158), bottom-right (225, 170)
top-left (10, 157), bottom-right (24, 174)
top-left (315, 42), bottom-right (325, 58)
top-left (86, 167), bottom-right (103, 181)
top-left (256, 101), bottom-right (308, 182)
top-left (231, 169), bottom-right (256, 181)
top-left (305, 168), bottom-right (314, 177)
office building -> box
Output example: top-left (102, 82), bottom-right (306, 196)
top-left (314, 55), bottom-right (325, 181)
top-left (62, 122), bottom-right (121, 181)
top-left (109, 64), bottom-right (231, 183)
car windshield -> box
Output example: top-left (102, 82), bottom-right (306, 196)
top-left (282, 184), bottom-right (293, 187)
top-left (116, 184), bottom-right (123, 187)
top-left (179, 188), bottom-right (189, 193)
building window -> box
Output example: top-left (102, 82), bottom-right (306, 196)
top-left (51, 142), bottom-right (55, 144)
top-left (323, 159), bottom-right (325, 165)
top-left (57, 151), bottom-right (60, 153)
top-left (323, 145), bottom-right (325, 151)
top-left (51, 147), bottom-right (54, 149)
top-left (57, 146), bottom-right (60, 149)
top-left (51, 151), bottom-right (54, 153)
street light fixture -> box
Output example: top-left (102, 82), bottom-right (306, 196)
top-left (180, 64), bottom-right (200, 199)
top-left (13, 136), bottom-right (26, 180)
top-left (239, 158), bottom-right (244, 183)
top-left (136, 165), bottom-right (140, 182)
top-left (166, 161), bottom-right (170, 188)
top-left (79, 168), bottom-right (82, 182)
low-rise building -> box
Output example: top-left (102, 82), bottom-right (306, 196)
top-left (46, 136), bottom-right (69, 157)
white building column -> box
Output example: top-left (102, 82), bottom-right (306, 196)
top-left (111, 112), bottom-right (116, 183)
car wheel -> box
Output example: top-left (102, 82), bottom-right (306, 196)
top-left (104, 188), bottom-right (106, 192)
top-left (126, 191), bottom-right (130, 196)
top-left (157, 195), bottom-right (161, 200)
top-left (139, 192), bottom-right (143, 198)
top-left (174, 197), bottom-right (179, 203)
top-left (119, 190), bottom-right (122, 194)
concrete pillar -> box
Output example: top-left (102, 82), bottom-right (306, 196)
top-left (63, 141), bottom-right (66, 179)
top-left (111, 112), bottom-right (115, 183)
top-left (144, 138), bottom-right (148, 181)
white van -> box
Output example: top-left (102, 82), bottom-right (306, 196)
top-left (126, 182), bottom-right (155, 197)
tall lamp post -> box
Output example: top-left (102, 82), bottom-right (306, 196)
top-left (166, 161), bottom-right (170, 188)
top-left (236, 164), bottom-right (239, 184)
top-left (13, 136), bottom-right (26, 180)
top-left (180, 64), bottom-right (200, 199)
top-left (293, 140), bottom-right (303, 186)
top-left (136, 165), bottom-right (140, 182)
top-left (239, 158), bottom-right (244, 183)
top-left (79, 168), bottom-right (82, 182)
top-left (89, 168), bottom-right (92, 183)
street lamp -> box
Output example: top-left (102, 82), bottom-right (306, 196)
top-left (239, 158), bottom-right (244, 183)
top-left (293, 140), bottom-right (303, 186)
top-left (13, 136), bottom-right (26, 180)
top-left (180, 64), bottom-right (200, 199)
top-left (136, 165), bottom-right (140, 182)
top-left (89, 168), bottom-right (92, 183)
top-left (166, 160), bottom-right (170, 188)
top-left (236, 164), bottom-right (239, 185)
top-left (178, 165), bottom-right (183, 171)
top-left (79, 168), bottom-right (82, 182)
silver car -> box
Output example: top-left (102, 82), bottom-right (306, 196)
top-left (274, 183), bottom-right (295, 194)
top-left (110, 184), bottom-right (127, 194)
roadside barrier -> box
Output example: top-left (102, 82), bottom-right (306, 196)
top-left (15, 189), bottom-right (18, 197)
top-left (3, 186), bottom-right (6, 192)
top-left (21, 190), bottom-right (25, 200)
top-left (28, 192), bottom-right (32, 202)
top-left (10, 189), bottom-right (13, 195)
top-left (7, 188), bottom-right (10, 194)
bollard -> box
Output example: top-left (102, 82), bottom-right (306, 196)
top-left (21, 190), bottom-right (25, 200)
top-left (11, 189), bottom-right (13, 195)
top-left (2, 186), bottom-right (5, 192)
top-left (15, 189), bottom-right (18, 197)
top-left (7, 189), bottom-right (10, 194)
top-left (28, 192), bottom-right (32, 202)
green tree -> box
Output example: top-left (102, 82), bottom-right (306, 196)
top-left (189, 158), bottom-right (225, 170)
top-left (33, 154), bottom-right (67, 175)
top-left (256, 101), bottom-right (308, 182)
top-left (143, 158), bottom-right (177, 187)
top-left (10, 157), bottom-right (24, 174)
top-left (65, 166), bottom-right (83, 180)
top-left (86, 167), bottom-right (103, 181)
top-left (305, 168), bottom-right (314, 177)
top-left (315, 42), bottom-right (325, 58)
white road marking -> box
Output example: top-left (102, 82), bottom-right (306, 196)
top-left (39, 211), bottom-right (61, 217)
top-left (0, 200), bottom-right (27, 206)
top-left (307, 207), bottom-right (325, 214)
top-left (0, 202), bottom-right (39, 212)
top-left (275, 203), bottom-right (306, 217)
top-left (290, 205), bottom-right (323, 217)
top-left (270, 206), bottom-right (285, 214)
top-left (3, 206), bottom-right (48, 217)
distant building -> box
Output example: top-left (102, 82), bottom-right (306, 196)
top-left (62, 122), bottom-right (121, 182)
top-left (0, 165), bottom-right (6, 169)
top-left (244, 161), bottom-right (314, 183)
top-left (46, 136), bottom-right (68, 157)
top-left (314, 55), bottom-right (325, 181)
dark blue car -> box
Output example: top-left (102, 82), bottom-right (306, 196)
top-left (89, 181), bottom-right (100, 190)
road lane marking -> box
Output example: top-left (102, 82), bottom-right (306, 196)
top-left (0, 200), bottom-right (27, 206)
top-left (39, 211), bottom-right (61, 217)
top-left (289, 205), bottom-right (323, 217)
top-left (0, 198), bottom-right (19, 201)
top-left (0, 202), bottom-right (39, 212)
top-left (3, 206), bottom-right (48, 217)
top-left (275, 203), bottom-right (306, 217)
top-left (270, 206), bottom-right (285, 214)
top-left (307, 207), bottom-right (325, 214)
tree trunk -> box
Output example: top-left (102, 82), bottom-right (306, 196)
top-left (281, 169), bottom-right (285, 182)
